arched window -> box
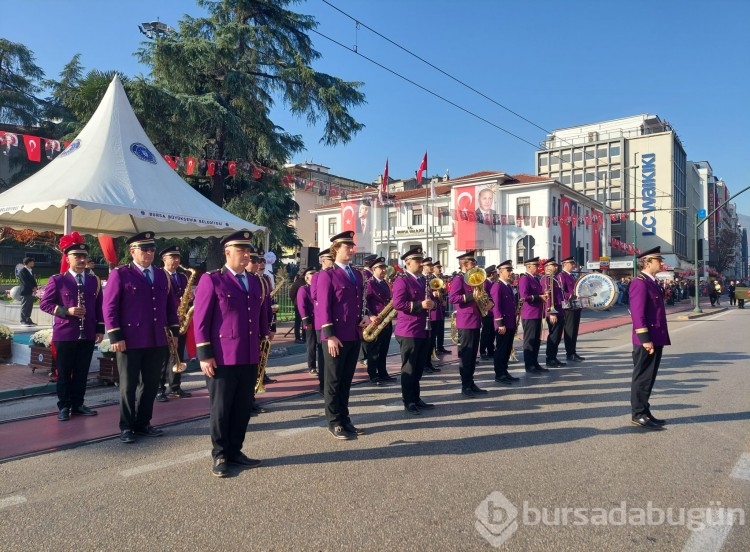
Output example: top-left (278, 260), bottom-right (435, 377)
top-left (516, 236), bottom-right (535, 264)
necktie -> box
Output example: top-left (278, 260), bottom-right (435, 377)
top-left (143, 268), bottom-right (153, 285)
top-left (236, 273), bottom-right (248, 292)
top-left (171, 273), bottom-right (179, 286)
top-left (76, 274), bottom-right (83, 286)
top-left (345, 265), bottom-right (356, 284)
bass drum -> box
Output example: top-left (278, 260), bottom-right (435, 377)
top-left (574, 273), bottom-right (617, 310)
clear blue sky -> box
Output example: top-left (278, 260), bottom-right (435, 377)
top-left (4, 0), bottom-right (749, 211)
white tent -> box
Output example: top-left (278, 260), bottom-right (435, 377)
top-left (0, 75), bottom-right (264, 239)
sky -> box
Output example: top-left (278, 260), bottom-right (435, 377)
top-left (3, 0), bottom-right (750, 212)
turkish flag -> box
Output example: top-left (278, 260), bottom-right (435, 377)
top-left (186, 157), bottom-right (196, 175)
top-left (98, 235), bottom-right (118, 266)
top-left (163, 155), bottom-right (177, 169)
top-left (341, 200), bottom-right (357, 233)
top-left (454, 184), bottom-right (476, 250)
top-left (207, 160), bottom-right (216, 176)
top-left (227, 161), bottom-right (237, 177)
top-left (416, 152), bottom-right (427, 185)
top-left (23, 134), bottom-right (42, 162)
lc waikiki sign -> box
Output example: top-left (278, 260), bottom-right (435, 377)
top-left (640, 153), bottom-right (657, 236)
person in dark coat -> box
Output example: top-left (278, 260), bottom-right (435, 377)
top-left (18, 256), bottom-right (38, 325)
top-left (518, 257), bottom-right (548, 373)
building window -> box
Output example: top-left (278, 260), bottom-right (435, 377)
top-left (597, 146), bottom-right (607, 158)
top-left (437, 243), bottom-right (449, 269)
top-left (439, 207), bottom-right (451, 226)
top-left (412, 207), bottom-right (423, 226)
top-left (517, 236), bottom-right (535, 264)
top-left (561, 171), bottom-right (572, 185)
top-left (610, 144), bottom-right (621, 157)
top-left (585, 170), bottom-right (596, 183)
top-left (561, 150), bottom-right (571, 163)
top-left (573, 170), bottom-right (583, 184)
top-left (539, 154), bottom-right (548, 167)
top-left (328, 218), bottom-right (337, 236)
top-left (550, 154), bottom-right (560, 166)
top-left (388, 209), bottom-right (396, 228)
top-left (573, 148), bottom-right (583, 162)
top-left (517, 196), bottom-right (531, 219)
top-left (389, 246), bottom-right (398, 262)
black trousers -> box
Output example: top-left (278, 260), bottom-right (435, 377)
top-left (457, 328), bottom-right (480, 388)
top-left (159, 333), bottom-right (186, 393)
top-left (20, 295), bottom-right (33, 322)
top-left (305, 325), bottom-right (318, 370)
top-left (396, 336), bottom-right (429, 405)
top-left (316, 331), bottom-right (325, 391)
top-left (631, 345), bottom-right (663, 417)
top-left (207, 364), bottom-right (257, 459)
top-left (521, 318), bottom-right (542, 369)
top-left (54, 340), bottom-right (95, 410)
top-left (366, 323), bottom-right (392, 380)
top-left (480, 314), bottom-right (495, 356)
top-left (545, 315), bottom-right (563, 361)
top-left (322, 339), bottom-right (360, 425)
top-left (294, 306), bottom-right (304, 340)
top-left (563, 309), bottom-right (582, 357)
top-left (493, 330), bottom-right (514, 377)
top-left (431, 319), bottom-right (445, 351)
top-left (117, 346), bottom-right (168, 431)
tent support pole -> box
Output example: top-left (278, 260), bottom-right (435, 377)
top-left (64, 205), bottom-right (72, 235)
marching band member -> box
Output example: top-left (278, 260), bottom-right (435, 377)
top-left (479, 265), bottom-right (497, 360)
top-left (559, 257), bottom-right (585, 362)
top-left (365, 257), bottom-right (397, 385)
top-left (156, 245), bottom-right (192, 402)
top-left (253, 252), bottom-right (277, 386)
top-left (541, 258), bottom-right (566, 368)
top-left (311, 248), bottom-right (335, 394)
top-left (449, 251), bottom-right (488, 398)
top-left (629, 246), bottom-right (670, 430)
top-left (103, 231), bottom-right (180, 444)
top-left (420, 257), bottom-right (441, 374)
top-left (297, 267), bottom-right (318, 375)
top-left (194, 231), bottom-right (269, 476)
top-left (392, 247), bottom-right (435, 415)
top-left (40, 236), bottom-right (104, 421)
top-left (317, 231), bottom-right (366, 440)
top-left (431, 261), bottom-right (451, 355)
top-left (518, 256), bottom-right (548, 373)
top-left (490, 260), bottom-right (519, 384)
top-left (358, 253), bottom-right (379, 367)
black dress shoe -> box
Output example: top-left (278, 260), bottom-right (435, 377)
top-left (168, 389), bottom-right (192, 398)
top-left (227, 453), bottom-right (262, 468)
top-left (405, 403), bottom-right (422, 415)
top-left (329, 424), bottom-right (355, 440)
top-left (415, 399), bottom-right (435, 409)
top-left (370, 378), bottom-right (384, 386)
top-left (504, 373), bottom-right (520, 381)
top-left (250, 404), bottom-right (268, 416)
top-left (631, 415), bottom-right (664, 430)
top-left (212, 457), bottom-right (228, 477)
top-left (461, 387), bottom-right (475, 398)
top-left (343, 422), bottom-right (365, 435)
top-left (380, 374), bottom-right (398, 381)
top-left (554, 358), bottom-right (567, 366)
top-left (480, 355), bottom-right (489, 361)
top-left (120, 430), bottom-right (136, 444)
top-left (155, 392), bottom-right (169, 402)
top-left (426, 366), bottom-right (441, 373)
top-left (135, 426), bottom-right (164, 437)
top-left (470, 384), bottom-right (488, 394)
top-left (535, 365), bottom-right (550, 372)
top-left (71, 405), bottom-right (97, 416)
top-left (646, 412), bottom-right (667, 426)
top-left (567, 354), bottom-right (585, 362)
top-left (525, 366), bottom-right (541, 373)
top-left (58, 408), bottom-right (70, 421)
top-left (263, 375), bottom-right (277, 384)
top-left (494, 376), bottom-right (513, 385)
top-left (438, 349), bottom-right (452, 354)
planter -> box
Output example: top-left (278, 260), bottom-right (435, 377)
top-left (98, 356), bottom-right (119, 385)
top-left (0, 338), bottom-right (11, 362)
top-left (29, 345), bottom-right (55, 374)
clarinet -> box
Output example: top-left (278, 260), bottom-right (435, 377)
top-left (76, 274), bottom-right (85, 340)
top-left (424, 276), bottom-right (432, 333)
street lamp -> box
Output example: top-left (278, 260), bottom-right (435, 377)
top-left (693, 183), bottom-right (750, 313)
top-left (138, 20), bottom-right (175, 40)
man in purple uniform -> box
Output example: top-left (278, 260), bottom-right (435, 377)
top-left (365, 256), bottom-right (397, 385)
top-left (392, 248), bottom-right (435, 415)
top-left (297, 266), bottom-right (318, 374)
top-left (518, 257), bottom-right (548, 373)
top-left (449, 251), bottom-right (488, 397)
top-left (541, 258), bottom-right (566, 368)
top-left (317, 231), bottom-right (366, 440)
top-left (311, 248), bottom-right (334, 393)
top-left (194, 230), bottom-right (269, 476)
top-left (479, 265), bottom-right (497, 361)
top-left (103, 232), bottom-right (180, 444)
top-left (490, 260), bottom-right (520, 385)
top-left (629, 246), bottom-right (671, 431)
top-left (40, 236), bottom-right (104, 421)
top-left (559, 256), bottom-right (585, 362)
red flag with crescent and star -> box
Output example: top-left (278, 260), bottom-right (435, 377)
top-left (416, 152), bottom-right (427, 185)
top-left (341, 200), bottom-right (357, 234)
top-left (454, 184), bottom-right (476, 250)
top-left (23, 134), bottom-right (41, 162)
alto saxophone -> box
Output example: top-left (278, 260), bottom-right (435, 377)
top-left (255, 337), bottom-right (270, 394)
top-left (177, 267), bottom-right (198, 335)
top-left (362, 302), bottom-right (397, 342)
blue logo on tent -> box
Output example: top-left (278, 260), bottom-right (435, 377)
top-left (130, 143), bottom-right (157, 164)
top-left (59, 139), bottom-right (81, 157)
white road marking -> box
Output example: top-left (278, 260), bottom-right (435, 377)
top-left (119, 450), bottom-right (211, 477)
top-left (275, 427), bottom-right (316, 437)
top-left (681, 509), bottom-right (738, 552)
top-left (730, 453), bottom-right (750, 481)
top-left (0, 495), bottom-right (27, 509)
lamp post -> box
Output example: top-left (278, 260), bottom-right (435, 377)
top-left (693, 183), bottom-right (750, 313)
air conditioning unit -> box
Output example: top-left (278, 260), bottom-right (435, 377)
top-left (588, 131), bottom-right (599, 142)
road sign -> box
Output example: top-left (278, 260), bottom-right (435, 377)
top-left (698, 209), bottom-right (707, 219)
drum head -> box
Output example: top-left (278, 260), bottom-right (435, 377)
top-left (574, 273), bottom-right (617, 310)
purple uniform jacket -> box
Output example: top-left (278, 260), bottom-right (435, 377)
top-left (541, 275), bottom-right (563, 316)
top-left (103, 264), bottom-right (179, 348)
top-left (366, 277), bottom-right (391, 316)
top-left (310, 270), bottom-right (330, 331)
top-left (558, 270), bottom-right (579, 308)
top-left (318, 265), bottom-right (363, 341)
top-left (518, 273), bottom-right (545, 320)
top-left (164, 270), bottom-right (188, 303)
top-left (629, 274), bottom-right (671, 347)
top-left (449, 274), bottom-right (482, 329)
top-left (193, 269), bottom-right (269, 365)
top-left (427, 276), bottom-right (445, 322)
top-left (40, 272), bottom-right (105, 341)
top-left (491, 280), bottom-right (517, 331)
top-left (297, 285), bottom-right (314, 325)
top-left (392, 273), bottom-right (429, 338)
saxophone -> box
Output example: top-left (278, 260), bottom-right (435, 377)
top-left (178, 267), bottom-right (198, 335)
top-left (362, 302), bottom-right (397, 342)
top-left (255, 337), bottom-right (270, 394)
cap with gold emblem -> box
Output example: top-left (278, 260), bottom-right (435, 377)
top-left (498, 259), bottom-right (514, 270)
top-left (400, 247), bottom-right (424, 262)
top-left (126, 231), bottom-right (156, 247)
top-left (422, 257), bottom-right (434, 266)
top-left (457, 250), bottom-right (476, 262)
top-left (330, 230), bottom-right (356, 246)
top-left (560, 256), bottom-right (575, 264)
top-left (159, 245), bottom-right (181, 258)
top-left (318, 247), bottom-right (334, 261)
top-left (220, 230), bottom-right (253, 248)
top-left (485, 265), bottom-right (497, 274)
top-left (638, 246), bottom-right (662, 260)
top-left (542, 257), bottom-right (558, 267)
top-left (369, 256), bottom-right (387, 269)
top-left (524, 256), bottom-right (540, 265)
top-left (64, 242), bottom-right (89, 256)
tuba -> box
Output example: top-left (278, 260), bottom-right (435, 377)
top-left (465, 267), bottom-right (494, 317)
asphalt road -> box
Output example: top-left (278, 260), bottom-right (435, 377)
top-left (1, 308), bottom-right (749, 551)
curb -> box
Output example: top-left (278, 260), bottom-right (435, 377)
top-left (677, 307), bottom-right (729, 320)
